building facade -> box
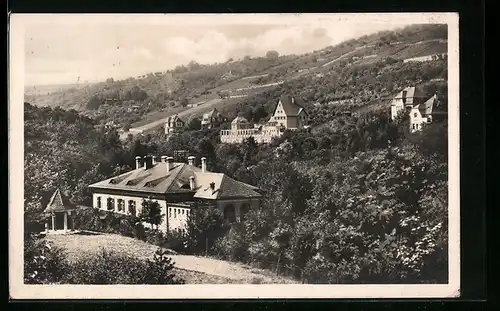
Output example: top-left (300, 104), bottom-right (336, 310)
top-left (164, 115), bottom-right (185, 134)
top-left (390, 86), bottom-right (438, 133)
top-left (201, 108), bottom-right (228, 129)
top-left (88, 155), bottom-right (262, 234)
top-left (220, 95), bottom-right (308, 144)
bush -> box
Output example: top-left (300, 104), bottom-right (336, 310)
top-left (164, 230), bottom-right (188, 253)
top-left (62, 248), bottom-right (184, 284)
top-left (214, 225), bottom-right (249, 262)
top-left (24, 233), bottom-right (69, 284)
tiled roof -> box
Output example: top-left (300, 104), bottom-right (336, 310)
top-left (89, 162), bottom-right (261, 200)
top-left (203, 109), bottom-right (217, 119)
top-left (193, 173), bottom-right (262, 199)
top-left (277, 95), bottom-right (307, 116)
top-left (89, 162), bottom-right (200, 194)
top-left (166, 115), bottom-right (184, 124)
top-left (43, 189), bottom-right (76, 213)
top-left (419, 94), bottom-right (437, 116)
top-left (232, 116), bottom-right (249, 124)
top-left (393, 87), bottom-right (426, 106)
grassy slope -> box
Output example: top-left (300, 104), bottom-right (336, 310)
top-left (26, 24), bottom-right (447, 132)
top-left (46, 231), bottom-right (297, 284)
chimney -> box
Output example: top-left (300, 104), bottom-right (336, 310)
top-left (160, 156), bottom-right (167, 163)
top-left (201, 157), bottom-right (207, 173)
top-left (135, 156), bottom-right (142, 169)
top-left (143, 155), bottom-right (153, 170)
top-left (166, 156), bottom-right (174, 171)
top-left (189, 176), bottom-right (196, 190)
top-left (188, 156), bottom-right (195, 166)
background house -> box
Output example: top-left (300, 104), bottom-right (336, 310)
top-left (201, 108), bottom-right (228, 129)
top-left (267, 95), bottom-right (309, 129)
top-left (220, 96), bottom-right (308, 144)
top-left (88, 155), bottom-right (262, 234)
top-left (164, 115), bottom-right (185, 134)
top-left (390, 86), bottom-right (438, 132)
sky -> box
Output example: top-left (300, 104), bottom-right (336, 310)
top-left (23, 16), bottom-right (412, 86)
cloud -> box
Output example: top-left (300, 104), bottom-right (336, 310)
top-left (162, 25), bottom-right (333, 65)
top-left (25, 22), bottom-right (406, 85)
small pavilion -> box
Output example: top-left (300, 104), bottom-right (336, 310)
top-left (42, 189), bottom-right (76, 233)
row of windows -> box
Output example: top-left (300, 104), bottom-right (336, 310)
top-left (169, 207), bottom-right (190, 219)
top-left (97, 197), bottom-right (137, 216)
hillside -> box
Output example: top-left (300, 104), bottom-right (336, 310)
top-left (46, 232), bottom-right (296, 284)
top-left (25, 24), bottom-right (448, 134)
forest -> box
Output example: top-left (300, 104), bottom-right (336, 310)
top-left (24, 90), bottom-right (448, 284)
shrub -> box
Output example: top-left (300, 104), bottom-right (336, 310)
top-left (214, 224), bottom-right (249, 262)
top-left (142, 249), bottom-right (185, 284)
top-left (62, 248), bottom-right (184, 284)
top-left (164, 230), bottom-right (188, 253)
top-left (24, 233), bottom-right (69, 284)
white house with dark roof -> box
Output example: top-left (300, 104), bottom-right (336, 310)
top-left (390, 86), bottom-right (439, 132)
top-left (164, 114), bottom-right (185, 134)
top-left (88, 155), bottom-right (262, 234)
top-left (220, 95), bottom-right (308, 144)
top-left (268, 95), bottom-right (309, 129)
top-left (201, 108), bottom-right (228, 129)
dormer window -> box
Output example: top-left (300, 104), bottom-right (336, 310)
top-left (209, 182), bottom-right (215, 190)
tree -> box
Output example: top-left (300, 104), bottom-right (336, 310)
top-left (179, 97), bottom-right (189, 107)
top-left (24, 234), bottom-right (68, 284)
top-left (139, 199), bottom-right (163, 230)
top-left (185, 206), bottom-right (227, 255)
top-left (187, 117), bottom-right (202, 131)
top-left (196, 137), bottom-right (216, 170)
top-left (86, 95), bottom-right (103, 110)
top-left (266, 50), bottom-right (280, 59)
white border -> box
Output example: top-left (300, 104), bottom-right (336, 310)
top-left (9, 13), bottom-right (460, 300)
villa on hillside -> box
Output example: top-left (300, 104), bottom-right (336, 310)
top-left (390, 86), bottom-right (439, 132)
top-left (88, 155), bottom-right (262, 234)
top-left (164, 115), bottom-right (185, 134)
top-left (220, 95), bottom-right (309, 144)
top-left (201, 108), bottom-right (228, 129)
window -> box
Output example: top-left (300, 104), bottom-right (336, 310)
top-left (223, 204), bottom-right (236, 223)
top-left (117, 199), bottom-right (124, 212)
top-left (182, 209), bottom-right (185, 215)
top-left (107, 198), bottom-right (115, 211)
top-left (128, 200), bottom-right (136, 216)
top-left (169, 208), bottom-right (172, 216)
top-left (97, 197), bottom-right (102, 209)
top-left (414, 113), bottom-right (418, 118)
top-left (174, 209), bottom-right (177, 218)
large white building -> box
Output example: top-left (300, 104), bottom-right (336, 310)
top-left (390, 86), bottom-right (438, 132)
top-left (220, 95), bottom-right (309, 144)
top-left (88, 155), bottom-right (262, 234)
